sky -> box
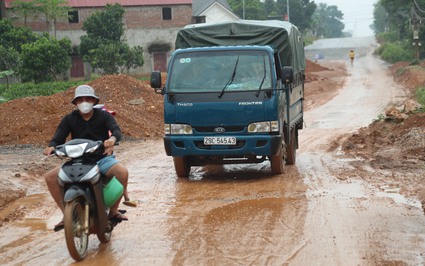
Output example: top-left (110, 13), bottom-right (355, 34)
top-left (314, 0), bottom-right (377, 37)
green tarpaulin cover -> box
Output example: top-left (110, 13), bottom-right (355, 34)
top-left (175, 20), bottom-right (305, 74)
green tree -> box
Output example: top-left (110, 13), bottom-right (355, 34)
top-left (312, 3), bottom-right (344, 38)
top-left (380, 0), bottom-right (411, 40)
top-left (123, 45), bottom-right (144, 72)
top-left (228, 0), bottom-right (266, 20)
top-left (79, 3), bottom-right (144, 74)
top-left (0, 19), bottom-right (37, 52)
top-left (19, 36), bottom-right (71, 83)
top-left (372, 2), bottom-right (387, 34)
top-left (0, 45), bottom-right (20, 88)
top-left (0, 45), bottom-right (19, 71)
top-left (275, 0), bottom-right (316, 32)
top-left (9, 0), bottom-right (37, 26)
top-left (34, 0), bottom-right (72, 37)
top-left (264, 0), bottom-right (276, 16)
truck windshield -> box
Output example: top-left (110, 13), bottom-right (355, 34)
top-left (168, 51), bottom-right (272, 93)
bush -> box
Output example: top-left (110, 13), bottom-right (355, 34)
top-left (376, 31), bottom-right (398, 44)
top-left (19, 36), bottom-right (72, 83)
top-left (0, 80), bottom-right (86, 102)
top-left (416, 87), bottom-right (425, 106)
top-left (379, 42), bottom-right (413, 63)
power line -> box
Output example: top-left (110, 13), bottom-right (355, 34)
top-left (414, 0), bottom-right (425, 13)
top-left (412, 6), bottom-right (425, 20)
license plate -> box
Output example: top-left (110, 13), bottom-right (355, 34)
top-left (204, 136), bottom-right (237, 145)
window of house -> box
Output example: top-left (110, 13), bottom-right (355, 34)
top-left (68, 10), bottom-right (79, 23)
top-left (195, 16), bottom-right (206, 24)
top-left (162, 7), bottom-right (172, 20)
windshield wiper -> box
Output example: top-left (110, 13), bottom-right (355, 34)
top-left (255, 56), bottom-right (267, 97)
top-left (218, 56), bottom-right (239, 99)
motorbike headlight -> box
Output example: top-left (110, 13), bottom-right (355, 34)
top-left (165, 123), bottom-right (193, 135)
top-left (248, 121), bottom-right (279, 133)
top-left (86, 144), bottom-right (99, 154)
top-left (65, 143), bottom-right (88, 158)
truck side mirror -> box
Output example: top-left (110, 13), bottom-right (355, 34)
top-left (281, 66), bottom-right (294, 84)
top-left (150, 71), bottom-right (162, 89)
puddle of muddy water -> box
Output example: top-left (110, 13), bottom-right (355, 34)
top-left (0, 194), bottom-right (47, 220)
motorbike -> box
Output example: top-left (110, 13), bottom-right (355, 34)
top-left (54, 138), bottom-right (124, 261)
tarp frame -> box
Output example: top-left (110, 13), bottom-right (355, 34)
top-left (175, 20), bottom-right (305, 74)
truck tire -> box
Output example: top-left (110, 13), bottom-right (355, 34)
top-left (173, 156), bottom-right (190, 178)
top-left (285, 127), bottom-right (297, 165)
top-left (270, 143), bottom-right (284, 174)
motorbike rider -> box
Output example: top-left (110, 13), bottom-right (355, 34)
top-left (43, 84), bottom-right (129, 231)
top-left (349, 49), bottom-right (355, 66)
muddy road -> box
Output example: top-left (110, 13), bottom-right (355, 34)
top-left (1, 37), bottom-right (425, 265)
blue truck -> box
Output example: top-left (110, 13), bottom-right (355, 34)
top-left (150, 20), bottom-right (305, 178)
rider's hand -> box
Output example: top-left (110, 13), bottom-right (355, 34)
top-left (43, 146), bottom-right (55, 156)
top-left (103, 136), bottom-right (116, 155)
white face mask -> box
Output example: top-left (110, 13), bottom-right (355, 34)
top-left (77, 101), bottom-right (94, 114)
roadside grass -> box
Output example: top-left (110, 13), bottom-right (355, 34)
top-left (416, 87), bottom-right (425, 113)
top-left (0, 75), bottom-right (150, 103)
top-left (0, 81), bottom-right (87, 103)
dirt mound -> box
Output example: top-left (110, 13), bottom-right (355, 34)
top-left (304, 60), bottom-right (346, 111)
top-left (305, 60), bottom-right (331, 82)
top-left (390, 63), bottom-right (425, 93)
top-left (342, 113), bottom-right (425, 168)
top-left (341, 62), bottom-right (425, 171)
top-left (0, 74), bottom-right (164, 146)
top-left (0, 60), bottom-right (330, 146)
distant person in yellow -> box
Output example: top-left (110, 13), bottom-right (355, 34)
top-left (349, 49), bottom-right (355, 66)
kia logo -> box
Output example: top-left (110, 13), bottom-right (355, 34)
top-left (214, 127), bottom-right (225, 133)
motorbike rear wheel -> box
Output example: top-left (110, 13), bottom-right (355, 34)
top-left (64, 198), bottom-right (89, 261)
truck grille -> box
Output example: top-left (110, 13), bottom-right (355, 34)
top-left (193, 126), bottom-right (245, 133)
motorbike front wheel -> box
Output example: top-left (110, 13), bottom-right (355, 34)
top-left (64, 198), bottom-right (89, 261)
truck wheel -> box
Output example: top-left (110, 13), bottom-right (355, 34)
top-left (286, 127), bottom-right (297, 165)
top-left (173, 156), bottom-right (190, 178)
top-left (270, 143), bottom-right (284, 174)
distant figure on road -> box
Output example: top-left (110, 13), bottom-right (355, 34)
top-left (349, 49), bottom-right (355, 66)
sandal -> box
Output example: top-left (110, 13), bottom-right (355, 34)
top-left (123, 200), bottom-right (137, 207)
top-left (109, 212), bottom-right (128, 222)
top-left (53, 219), bottom-right (64, 232)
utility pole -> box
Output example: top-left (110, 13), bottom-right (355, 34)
top-left (412, 10), bottom-right (421, 61)
top-left (243, 0), bottom-right (245, 19)
top-left (287, 0), bottom-right (290, 22)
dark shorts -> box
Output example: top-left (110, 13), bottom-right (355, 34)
top-left (97, 155), bottom-right (119, 174)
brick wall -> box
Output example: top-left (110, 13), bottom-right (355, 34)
top-left (6, 4), bottom-right (193, 75)
top-left (8, 5), bottom-right (192, 31)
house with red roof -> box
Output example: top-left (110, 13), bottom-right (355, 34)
top-left (2, 0), bottom-right (238, 77)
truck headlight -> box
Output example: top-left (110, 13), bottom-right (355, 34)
top-left (248, 121), bottom-right (279, 133)
top-left (165, 123), bottom-right (193, 134)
